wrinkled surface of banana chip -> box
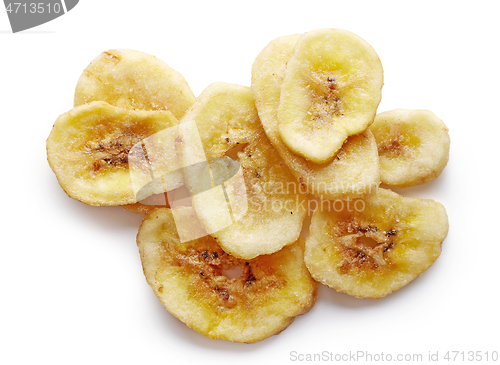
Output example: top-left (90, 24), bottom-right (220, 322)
top-left (74, 49), bottom-right (196, 119)
top-left (137, 207), bottom-right (318, 343)
top-left (47, 101), bottom-right (179, 206)
top-left (277, 29), bottom-right (384, 164)
top-left (304, 188), bottom-right (448, 299)
top-left (371, 109), bottom-right (450, 187)
top-left (252, 34), bottom-right (380, 200)
top-left (177, 82), bottom-right (308, 259)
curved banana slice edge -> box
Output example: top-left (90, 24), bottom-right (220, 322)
top-left (74, 49), bottom-right (196, 119)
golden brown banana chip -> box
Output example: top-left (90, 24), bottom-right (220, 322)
top-left (137, 207), bottom-right (318, 343)
top-left (47, 101), bottom-right (179, 206)
top-left (251, 34), bottom-right (380, 200)
top-left (177, 82), bottom-right (308, 259)
top-left (304, 188), bottom-right (448, 299)
top-left (278, 29), bottom-right (384, 163)
top-left (74, 49), bottom-right (196, 119)
top-left (370, 109), bottom-right (450, 187)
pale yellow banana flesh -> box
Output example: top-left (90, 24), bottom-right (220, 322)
top-left (278, 29), bottom-right (384, 163)
top-left (304, 188), bottom-right (448, 299)
top-left (46, 101), bottom-right (180, 206)
top-left (121, 193), bottom-right (170, 215)
top-left (370, 109), bottom-right (450, 187)
top-left (137, 207), bottom-right (318, 343)
top-left (74, 49), bottom-right (196, 119)
top-left (251, 34), bottom-right (380, 200)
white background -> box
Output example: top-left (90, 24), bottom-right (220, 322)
top-left (1, 1), bottom-right (499, 364)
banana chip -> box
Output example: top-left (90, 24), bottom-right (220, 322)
top-left (177, 82), bottom-right (308, 259)
top-left (370, 109), bottom-right (450, 187)
top-left (47, 101), bottom-right (179, 206)
top-left (137, 207), bottom-right (318, 343)
top-left (304, 188), bottom-right (448, 299)
top-left (74, 49), bottom-right (196, 119)
top-left (251, 34), bottom-right (380, 200)
top-left (278, 29), bottom-right (384, 163)
top-left (47, 34), bottom-right (451, 342)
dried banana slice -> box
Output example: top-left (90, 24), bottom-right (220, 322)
top-left (47, 101), bottom-right (179, 206)
top-left (251, 34), bottom-right (380, 200)
top-left (304, 188), bottom-right (448, 299)
top-left (177, 82), bottom-right (307, 259)
top-left (74, 49), bottom-right (196, 119)
top-left (278, 29), bottom-right (384, 163)
top-left (370, 109), bottom-right (450, 187)
top-left (137, 207), bottom-right (318, 343)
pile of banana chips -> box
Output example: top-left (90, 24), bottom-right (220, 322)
top-left (47, 29), bottom-right (450, 343)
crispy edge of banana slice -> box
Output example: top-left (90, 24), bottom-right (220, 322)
top-left (123, 184), bottom-right (194, 215)
top-left (251, 34), bottom-right (380, 200)
top-left (177, 82), bottom-right (308, 259)
top-left (122, 204), bottom-right (160, 215)
top-left (122, 198), bottom-right (169, 215)
top-left (47, 101), bottom-right (179, 206)
top-left (371, 109), bottom-right (450, 187)
top-left (137, 207), bottom-right (318, 343)
top-left (74, 49), bottom-right (196, 120)
top-left (277, 29), bottom-right (384, 163)
top-left (304, 188), bottom-right (449, 299)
